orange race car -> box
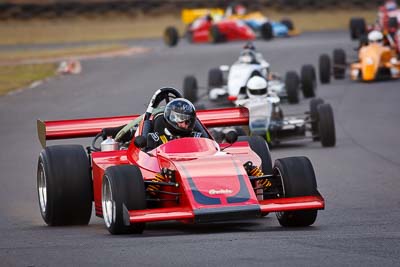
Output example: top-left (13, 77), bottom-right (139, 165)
top-left (319, 30), bottom-right (400, 83)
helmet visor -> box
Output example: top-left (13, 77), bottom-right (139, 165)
top-left (248, 88), bottom-right (267, 95)
top-left (169, 110), bottom-right (192, 123)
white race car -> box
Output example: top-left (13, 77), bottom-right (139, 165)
top-left (210, 91), bottom-right (336, 148)
top-left (183, 47), bottom-right (317, 104)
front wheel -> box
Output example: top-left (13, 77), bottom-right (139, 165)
top-left (102, 165), bottom-right (146, 235)
top-left (333, 48), bottom-right (346, 79)
top-left (163, 26), bottom-right (179, 47)
top-left (318, 103), bottom-right (336, 147)
top-left (274, 157), bottom-right (318, 227)
top-left (319, 54), bottom-right (331, 84)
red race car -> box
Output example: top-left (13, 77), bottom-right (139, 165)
top-left (164, 13), bottom-right (256, 47)
top-left (37, 87), bottom-right (324, 235)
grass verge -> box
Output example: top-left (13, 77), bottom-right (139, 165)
top-left (0, 64), bottom-right (56, 96)
top-left (0, 44), bottom-right (128, 96)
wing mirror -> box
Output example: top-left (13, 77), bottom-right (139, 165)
top-left (134, 135), bottom-right (147, 149)
top-left (225, 130), bottom-right (238, 144)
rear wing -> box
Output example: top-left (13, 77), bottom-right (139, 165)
top-left (181, 8), bottom-right (224, 24)
top-left (37, 107), bottom-right (249, 148)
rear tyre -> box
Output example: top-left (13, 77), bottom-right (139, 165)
top-left (274, 157), bottom-right (318, 227)
top-left (261, 22), bottom-right (273, 40)
top-left (208, 67), bottom-right (224, 101)
top-left (281, 18), bottom-right (294, 31)
top-left (318, 54), bottom-right (331, 84)
top-left (238, 136), bottom-right (272, 175)
top-left (309, 98), bottom-right (324, 141)
top-left (37, 145), bottom-right (92, 226)
top-left (388, 17), bottom-right (399, 30)
top-left (349, 17), bottom-right (366, 40)
top-left (183, 75), bottom-right (198, 103)
top-left (209, 25), bottom-right (225, 43)
top-left (164, 26), bottom-right (179, 47)
top-left (318, 103), bottom-right (336, 147)
top-left (301, 64), bottom-right (316, 98)
top-left (285, 71), bottom-right (300, 104)
top-left (333, 49), bottom-right (346, 79)
top-left (102, 165), bottom-right (146, 235)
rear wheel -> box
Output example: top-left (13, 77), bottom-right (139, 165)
top-left (301, 64), bottom-right (316, 98)
top-left (388, 17), bottom-right (399, 30)
top-left (319, 54), bottom-right (331, 84)
top-left (102, 165), bottom-right (146, 235)
top-left (309, 98), bottom-right (324, 141)
top-left (318, 103), bottom-right (336, 147)
top-left (209, 25), bottom-right (225, 43)
top-left (333, 49), bottom-right (346, 79)
top-left (261, 22), bottom-right (273, 40)
top-left (164, 26), bottom-right (179, 47)
top-left (281, 18), bottom-right (294, 31)
top-left (37, 145), bottom-right (92, 226)
top-left (238, 136), bottom-right (272, 175)
top-left (274, 157), bottom-right (318, 227)
top-left (349, 17), bottom-right (366, 40)
top-left (183, 75), bottom-right (198, 103)
top-left (285, 71), bottom-right (300, 104)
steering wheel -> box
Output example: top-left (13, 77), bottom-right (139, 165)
top-left (114, 87), bottom-right (182, 143)
top-left (142, 87), bottom-right (183, 138)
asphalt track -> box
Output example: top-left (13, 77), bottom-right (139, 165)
top-left (1, 31), bottom-right (400, 266)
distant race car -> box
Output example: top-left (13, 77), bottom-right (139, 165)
top-left (36, 87), bottom-right (325, 235)
top-left (183, 46), bottom-right (317, 104)
top-left (164, 6), bottom-right (297, 47)
top-left (164, 9), bottom-right (257, 47)
top-left (224, 3), bottom-right (298, 40)
top-left (349, 0), bottom-right (400, 53)
top-left (211, 95), bottom-right (336, 148)
top-left (319, 31), bottom-right (400, 83)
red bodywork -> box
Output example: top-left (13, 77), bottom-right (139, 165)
top-left (189, 17), bottom-right (255, 43)
top-left (38, 107), bottom-right (324, 224)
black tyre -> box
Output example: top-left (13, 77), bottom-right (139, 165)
top-left (281, 18), bottom-right (294, 31)
top-left (301, 64), bottom-right (316, 98)
top-left (164, 26), bottom-right (179, 47)
top-left (274, 157), bottom-right (318, 227)
top-left (209, 25), bottom-right (225, 43)
top-left (318, 103), bottom-right (336, 147)
top-left (285, 71), bottom-right (300, 104)
top-left (359, 34), bottom-right (369, 47)
top-left (102, 165), bottom-right (146, 235)
top-left (388, 17), bottom-right (399, 30)
top-left (261, 22), bottom-right (274, 40)
top-left (309, 97), bottom-right (324, 141)
top-left (37, 145), bottom-right (92, 226)
top-left (183, 75), bottom-right (198, 103)
top-left (208, 68), bottom-right (224, 88)
top-left (333, 48), bottom-right (346, 79)
top-left (238, 136), bottom-right (272, 175)
top-left (349, 17), bottom-right (366, 40)
top-left (319, 54), bottom-right (331, 84)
